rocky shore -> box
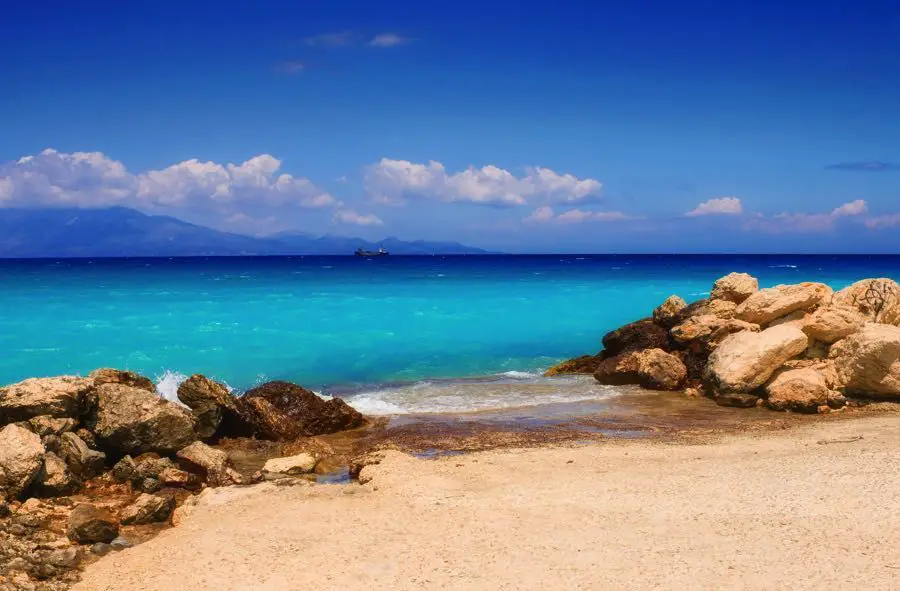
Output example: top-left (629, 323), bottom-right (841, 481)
top-left (0, 372), bottom-right (368, 590)
top-left (547, 274), bottom-right (900, 412)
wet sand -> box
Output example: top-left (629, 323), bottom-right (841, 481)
top-left (74, 410), bottom-right (900, 591)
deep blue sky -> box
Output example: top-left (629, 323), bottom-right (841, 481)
top-left (2, 0), bottom-right (899, 252)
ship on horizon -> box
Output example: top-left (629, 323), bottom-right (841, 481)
top-left (355, 246), bottom-right (389, 257)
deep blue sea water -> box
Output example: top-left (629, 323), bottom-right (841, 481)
top-left (1, 255), bottom-right (898, 414)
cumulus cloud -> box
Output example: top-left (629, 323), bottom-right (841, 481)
top-left (333, 209), bottom-right (384, 226)
top-left (368, 33), bottom-right (411, 47)
top-left (745, 200), bottom-right (869, 233)
top-left (0, 149), bottom-right (339, 214)
top-left (524, 206), bottom-right (629, 224)
top-left (831, 199), bottom-right (868, 217)
top-left (365, 158), bottom-right (602, 207)
top-left (686, 197), bottom-right (743, 217)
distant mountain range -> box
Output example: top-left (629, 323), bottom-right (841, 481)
top-left (0, 208), bottom-right (491, 257)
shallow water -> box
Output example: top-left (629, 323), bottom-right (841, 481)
top-left (1, 254), bottom-right (897, 414)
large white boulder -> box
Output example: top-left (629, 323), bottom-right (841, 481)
top-left (736, 283), bottom-right (832, 326)
top-left (829, 324), bottom-right (900, 398)
top-left (710, 272), bottom-right (758, 304)
top-left (0, 376), bottom-right (94, 422)
top-left (831, 278), bottom-right (900, 325)
top-left (802, 305), bottom-right (866, 344)
top-left (0, 424), bottom-right (45, 498)
top-left (707, 324), bottom-right (808, 392)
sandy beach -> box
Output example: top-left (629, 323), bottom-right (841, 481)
top-left (74, 414), bottom-right (900, 591)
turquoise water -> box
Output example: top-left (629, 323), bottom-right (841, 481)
top-left (1, 255), bottom-right (897, 413)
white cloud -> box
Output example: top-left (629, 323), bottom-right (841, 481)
top-left (364, 158), bottom-right (602, 207)
top-left (0, 149), bottom-right (339, 213)
top-left (831, 199), bottom-right (868, 217)
top-left (369, 33), bottom-right (411, 47)
top-left (686, 197), bottom-right (743, 217)
top-left (333, 209), bottom-right (384, 226)
top-left (865, 214), bottom-right (900, 229)
top-left (304, 31), bottom-right (355, 47)
top-left (525, 206), bottom-right (629, 224)
top-left (524, 206), bottom-right (555, 223)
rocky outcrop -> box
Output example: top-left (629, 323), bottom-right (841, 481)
top-left (239, 381), bottom-right (366, 439)
top-left (67, 504), bottom-right (119, 544)
top-left (543, 354), bottom-right (603, 376)
top-left (829, 324), bottom-right (900, 398)
top-left (33, 452), bottom-right (80, 497)
top-left (176, 374), bottom-right (236, 439)
top-left (176, 441), bottom-right (243, 487)
top-left (120, 493), bottom-right (175, 525)
top-left (594, 349), bottom-right (686, 391)
top-left (652, 295), bottom-right (687, 328)
top-left (0, 377), bottom-right (94, 423)
top-left (58, 432), bottom-right (106, 478)
top-left (85, 383), bottom-right (198, 455)
top-left (736, 283), bottom-right (832, 326)
top-left (0, 424), bottom-right (45, 498)
top-left (801, 305), bottom-right (866, 344)
top-left (706, 324), bottom-right (808, 392)
top-left (262, 453), bottom-right (317, 476)
top-left (601, 319), bottom-right (671, 356)
top-left (89, 368), bottom-right (156, 393)
top-left (710, 272), bottom-right (758, 304)
top-left (832, 278), bottom-right (900, 325)
top-left (765, 367), bottom-right (834, 412)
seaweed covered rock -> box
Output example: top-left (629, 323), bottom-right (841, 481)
top-left (0, 424), bottom-right (45, 498)
top-left (238, 381), bottom-right (366, 439)
top-left (0, 376), bottom-right (94, 423)
top-left (832, 278), bottom-right (900, 325)
top-left (85, 383), bottom-right (198, 455)
top-left (736, 283), bottom-right (833, 326)
top-left (706, 324), bottom-right (808, 392)
top-left (710, 272), bottom-right (758, 304)
top-left (829, 324), bottom-right (900, 398)
top-left (601, 319), bottom-right (670, 356)
top-left (89, 368), bottom-right (156, 393)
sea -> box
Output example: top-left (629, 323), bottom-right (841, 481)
top-left (1, 255), bottom-right (897, 415)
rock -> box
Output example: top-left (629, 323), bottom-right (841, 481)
top-left (176, 375), bottom-right (236, 439)
top-left (58, 432), bottom-right (106, 478)
top-left (671, 315), bottom-right (759, 346)
top-left (89, 368), bottom-right (156, 393)
top-left (765, 368), bottom-right (833, 412)
top-left (0, 425), bottom-right (45, 499)
top-left (261, 453), bottom-right (317, 476)
top-left (706, 324), bottom-right (809, 392)
top-left (25, 416), bottom-right (77, 437)
top-left (735, 283), bottom-right (833, 326)
top-left (159, 467), bottom-right (191, 487)
top-left (239, 381), bottom-right (366, 439)
top-left (66, 504), bottom-right (118, 544)
top-left (802, 306), bottom-right (866, 344)
top-left (111, 456), bottom-right (136, 483)
top-left (120, 493), bottom-right (175, 525)
top-left (0, 377), bottom-right (93, 423)
top-left (84, 383), bottom-right (198, 455)
top-left (832, 278), bottom-right (900, 325)
top-left (652, 295), bottom-right (687, 328)
top-left (767, 310), bottom-right (809, 328)
top-left (601, 319), bottom-right (671, 356)
top-left (138, 478), bottom-right (162, 493)
top-left (176, 441), bottom-right (243, 487)
top-left (634, 349), bottom-right (687, 390)
top-left (543, 354), bottom-right (603, 377)
top-left (829, 324), bottom-right (900, 398)
top-left (594, 349), bottom-right (686, 391)
top-left (702, 299), bottom-right (739, 320)
top-left (33, 452), bottom-right (80, 497)
top-left (715, 392), bottom-right (761, 408)
top-left (780, 359), bottom-right (841, 389)
top-left (133, 456), bottom-right (178, 482)
top-left (91, 542), bottom-right (112, 556)
top-left (710, 272), bottom-right (759, 304)
top-left (74, 428), bottom-right (98, 449)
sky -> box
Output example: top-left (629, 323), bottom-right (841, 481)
top-left (1, 0), bottom-right (900, 253)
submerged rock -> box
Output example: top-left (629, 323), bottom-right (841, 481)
top-left (710, 272), bottom-right (758, 304)
top-left (829, 324), bottom-right (900, 398)
top-left (89, 368), bottom-right (156, 393)
top-left (706, 324), bottom-right (808, 392)
top-left (832, 278), bottom-right (900, 325)
top-left (736, 283), bottom-right (833, 326)
top-left (239, 381), bottom-right (366, 439)
top-left (85, 383), bottom-right (198, 455)
top-left (67, 504), bottom-right (119, 544)
top-left (0, 424), bottom-right (45, 499)
top-left (601, 319), bottom-right (670, 356)
top-left (0, 376), bottom-right (94, 423)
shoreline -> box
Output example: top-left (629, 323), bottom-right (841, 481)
top-left (73, 413), bottom-right (900, 591)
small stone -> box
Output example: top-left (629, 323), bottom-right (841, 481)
top-left (110, 536), bottom-right (133, 551)
top-left (111, 456), bottom-right (136, 483)
top-left (159, 467), bottom-right (191, 487)
top-left (47, 547), bottom-right (80, 569)
top-left (91, 542), bottom-right (112, 556)
top-left (66, 504), bottom-right (119, 544)
top-left (262, 453), bottom-right (317, 476)
top-left (120, 493), bottom-right (175, 525)
top-left (138, 478), bottom-right (162, 493)
top-left (817, 405), bottom-right (832, 414)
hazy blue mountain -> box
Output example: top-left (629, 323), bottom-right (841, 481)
top-left (0, 208), bottom-right (490, 257)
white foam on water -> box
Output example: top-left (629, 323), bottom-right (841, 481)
top-left (346, 374), bottom-right (620, 416)
top-left (154, 370), bottom-right (188, 404)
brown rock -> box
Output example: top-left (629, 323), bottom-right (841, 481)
top-left (706, 324), bottom-right (808, 392)
top-left (159, 467), bottom-right (191, 487)
top-left (176, 441), bottom-right (243, 487)
top-left (176, 375), bottom-right (239, 439)
top-left (0, 376), bottom-right (94, 422)
top-left (829, 324), bottom-right (900, 398)
top-left (671, 315), bottom-right (758, 346)
top-left (25, 416), bottom-right (77, 437)
top-left (120, 493), bottom-right (175, 525)
top-left (601, 319), bottom-right (671, 356)
top-left (802, 305), bottom-right (866, 343)
top-left (0, 424), bottom-right (45, 499)
top-left (33, 452), bottom-right (80, 497)
top-left (59, 432), bottom-right (106, 478)
top-left (238, 381), bottom-right (366, 439)
top-left (736, 283), bottom-right (833, 326)
top-left (84, 383), bottom-right (198, 455)
top-left (593, 353), bottom-right (641, 386)
top-left (89, 368), bottom-right (156, 393)
top-left (710, 272), bottom-right (759, 304)
top-left (67, 504), bottom-right (119, 544)
top-left (652, 295), bottom-right (687, 328)
top-left (715, 392), bottom-right (761, 408)
top-left (832, 278), bottom-right (900, 325)
top-left (635, 349), bottom-right (687, 390)
top-left (543, 354), bottom-right (603, 377)
top-left (765, 368), bottom-right (832, 412)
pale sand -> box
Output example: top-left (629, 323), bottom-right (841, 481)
top-left (76, 416), bottom-right (900, 591)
